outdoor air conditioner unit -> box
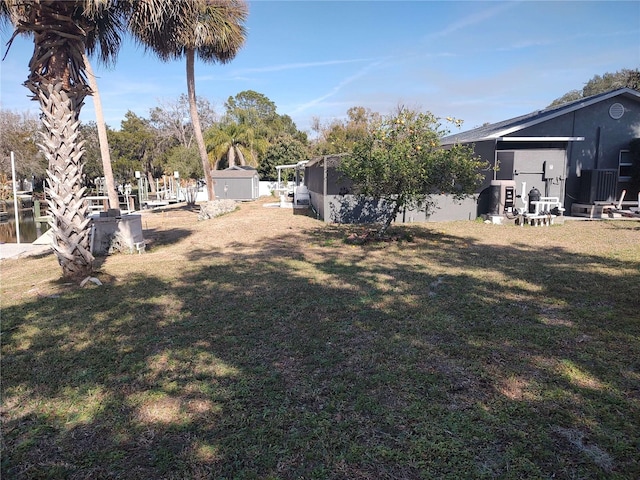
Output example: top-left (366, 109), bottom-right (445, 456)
top-left (579, 169), bottom-right (618, 204)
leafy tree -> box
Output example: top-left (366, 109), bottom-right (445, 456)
top-left (163, 144), bottom-right (203, 180)
top-left (339, 108), bottom-right (487, 235)
top-left (549, 68), bottom-right (640, 107)
top-left (224, 90), bottom-right (307, 144)
top-left (225, 90), bottom-right (278, 128)
top-left (0, 109), bottom-right (44, 180)
top-left (312, 106), bottom-right (379, 155)
top-left (268, 113), bottom-right (307, 143)
top-left (78, 122), bottom-right (105, 186)
top-left (259, 136), bottom-right (308, 181)
top-left (109, 111), bottom-right (162, 188)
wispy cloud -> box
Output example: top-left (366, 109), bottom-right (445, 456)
top-left (236, 58), bottom-right (373, 74)
top-left (428, 1), bottom-right (520, 39)
top-left (290, 60), bottom-right (385, 115)
top-left (195, 58), bottom-right (376, 82)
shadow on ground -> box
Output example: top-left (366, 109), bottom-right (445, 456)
top-left (2, 222), bottom-right (639, 479)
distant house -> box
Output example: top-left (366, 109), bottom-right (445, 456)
top-left (211, 166), bottom-right (259, 201)
top-left (441, 87), bottom-right (640, 215)
top-left (306, 88), bottom-right (640, 223)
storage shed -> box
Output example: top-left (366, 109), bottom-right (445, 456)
top-left (211, 166), bottom-right (260, 201)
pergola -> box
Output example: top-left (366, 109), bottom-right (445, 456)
top-left (275, 160), bottom-right (308, 190)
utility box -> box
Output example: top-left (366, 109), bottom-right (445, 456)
top-left (91, 214), bottom-right (145, 255)
top-left (543, 160), bottom-right (559, 180)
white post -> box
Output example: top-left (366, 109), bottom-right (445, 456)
top-left (617, 190), bottom-right (626, 210)
top-left (10, 151), bottom-right (21, 244)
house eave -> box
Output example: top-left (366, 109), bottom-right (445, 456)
top-left (491, 89), bottom-right (640, 137)
top-left (442, 88), bottom-right (640, 145)
top-left (494, 136), bottom-right (585, 142)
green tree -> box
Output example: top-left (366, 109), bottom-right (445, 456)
top-left (130, 0), bottom-right (248, 202)
top-left (163, 144), bottom-right (203, 180)
top-left (0, 109), bottom-right (44, 180)
top-left (109, 111), bottom-right (162, 187)
top-left (312, 106), bottom-right (379, 155)
top-left (549, 68), bottom-right (640, 107)
top-left (78, 122), bottom-right (105, 186)
top-left (339, 108), bottom-right (487, 235)
top-left (259, 136), bottom-right (308, 181)
top-left (224, 90), bottom-right (306, 144)
top-left (225, 90), bottom-right (277, 128)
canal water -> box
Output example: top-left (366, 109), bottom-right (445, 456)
top-left (0, 203), bottom-right (50, 244)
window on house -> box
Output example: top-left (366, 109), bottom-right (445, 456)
top-left (618, 150), bottom-right (633, 182)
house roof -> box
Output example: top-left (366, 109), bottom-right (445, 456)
top-left (441, 88), bottom-right (640, 145)
top-left (212, 166), bottom-right (258, 179)
top-left (305, 154), bottom-right (348, 169)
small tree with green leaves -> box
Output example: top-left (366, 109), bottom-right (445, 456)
top-left (339, 108), bottom-right (488, 236)
top-left (259, 136), bottom-right (308, 181)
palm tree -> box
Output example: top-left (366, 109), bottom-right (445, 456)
top-left (83, 53), bottom-right (120, 210)
top-left (1, 0), bottom-right (126, 281)
top-left (129, 0), bottom-right (248, 201)
top-left (206, 122), bottom-right (250, 169)
top-left (206, 122), bottom-right (268, 170)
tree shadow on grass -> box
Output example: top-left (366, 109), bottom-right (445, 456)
top-left (142, 227), bottom-right (193, 250)
top-left (2, 223), bottom-right (639, 479)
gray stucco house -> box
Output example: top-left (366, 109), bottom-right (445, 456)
top-left (441, 87), bottom-right (640, 215)
top-left (306, 88), bottom-right (640, 223)
top-left (211, 166), bottom-right (260, 201)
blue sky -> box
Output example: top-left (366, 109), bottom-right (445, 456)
top-left (1, 1), bottom-right (639, 136)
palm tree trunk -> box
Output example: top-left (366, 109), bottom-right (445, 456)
top-left (236, 148), bottom-right (246, 166)
top-left (84, 53), bottom-right (120, 210)
top-left (186, 48), bottom-right (215, 200)
top-left (228, 146), bottom-right (236, 168)
top-left (38, 82), bottom-right (94, 281)
top-left (22, 2), bottom-right (94, 281)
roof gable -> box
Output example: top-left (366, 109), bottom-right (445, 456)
top-left (441, 88), bottom-right (640, 145)
top-left (212, 168), bottom-right (259, 179)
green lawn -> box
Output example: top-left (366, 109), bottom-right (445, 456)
top-left (2, 211), bottom-right (639, 479)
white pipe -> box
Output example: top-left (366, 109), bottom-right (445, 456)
top-left (617, 190), bottom-right (626, 210)
top-left (10, 151), bottom-right (21, 244)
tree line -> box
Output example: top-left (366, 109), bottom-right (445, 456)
top-left (0, 93), bottom-right (390, 188)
